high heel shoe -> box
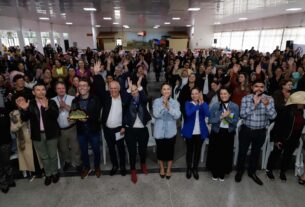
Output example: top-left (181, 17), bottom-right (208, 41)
top-left (159, 169), bottom-right (165, 179)
top-left (166, 172), bottom-right (171, 180)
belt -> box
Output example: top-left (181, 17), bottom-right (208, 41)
top-left (61, 124), bottom-right (76, 130)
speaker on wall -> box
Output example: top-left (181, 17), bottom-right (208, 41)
top-left (214, 39), bottom-right (217, 44)
top-left (286, 40), bottom-right (294, 49)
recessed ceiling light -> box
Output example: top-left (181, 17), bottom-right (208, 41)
top-left (186, 25), bottom-right (192, 27)
top-left (103, 17), bottom-right (112, 20)
top-left (164, 22), bottom-right (171, 25)
top-left (39, 17), bottom-right (49, 20)
top-left (66, 22), bottom-right (73, 25)
top-left (95, 25), bottom-right (101, 27)
top-left (286, 8), bottom-right (302, 11)
top-left (113, 22), bottom-right (119, 25)
top-left (83, 8), bottom-right (96, 11)
top-left (214, 22), bottom-right (221, 25)
top-left (172, 17), bottom-right (181, 20)
top-left (188, 8), bottom-right (200, 11)
top-left (153, 25), bottom-right (160, 29)
top-left (238, 17), bottom-right (248, 20)
top-left (123, 25), bottom-right (130, 28)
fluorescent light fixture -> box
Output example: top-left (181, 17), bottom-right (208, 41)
top-left (66, 22), bottom-right (73, 25)
top-left (83, 8), bottom-right (96, 11)
top-left (172, 17), bottom-right (181, 20)
top-left (123, 25), bottom-right (130, 28)
top-left (39, 17), bottom-right (49, 20)
top-left (164, 22), bottom-right (171, 25)
top-left (95, 25), bottom-right (101, 27)
top-left (60, 13), bottom-right (66, 16)
top-left (186, 25), bottom-right (192, 27)
top-left (238, 17), bottom-right (248, 20)
top-left (286, 8), bottom-right (302, 11)
top-left (113, 22), bottom-right (119, 25)
top-left (188, 8), bottom-right (200, 11)
top-left (214, 22), bottom-right (221, 25)
top-left (153, 25), bottom-right (160, 29)
top-left (103, 17), bottom-right (112, 20)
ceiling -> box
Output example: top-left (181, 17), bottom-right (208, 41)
top-left (0, 0), bottom-right (304, 29)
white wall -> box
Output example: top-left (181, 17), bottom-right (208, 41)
top-left (0, 16), bottom-right (95, 52)
top-left (189, 24), bottom-right (214, 49)
top-left (214, 12), bottom-right (305, 32)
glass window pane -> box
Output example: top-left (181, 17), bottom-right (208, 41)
top-left (230, 31), bottom-right (244, 50)
top-left (242, 30), bottom-right (260, 50)
top-left (259, 29), bottom-right (283, 53)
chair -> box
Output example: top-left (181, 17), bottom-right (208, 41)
top-left (200, 117), bottom-right (211, 163)
top-left (233, 119), bottom-right (243, 166)
top-left (294, 138), bottom-right (304, 176)
top-left (261, 122), bottom-right (275, 169)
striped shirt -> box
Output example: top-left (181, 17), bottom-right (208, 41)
top-left (240, 94), bottom-right (277, 129)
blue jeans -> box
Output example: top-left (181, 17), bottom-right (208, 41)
top-left (77, 132), bottom-right (101, 169)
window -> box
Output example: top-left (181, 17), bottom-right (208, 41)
top-left (23, 31), bottom-right (37, 46)
top-left (0, 30), bottom-right (19, 47)
top-left (281, 27), bottom-right (305, 50)
top-left (259, 29), bottom-right (283, 53)
top-left (213, 33), bottom-right (221, 48)
top-left (230, 31), bottom-right (244, 50)
top-left (242, 30), bottom-right (260, 50)
top-left (220, 32), bottom-right (231, 49)
top-left (41, 32), bottom-right (51, 46)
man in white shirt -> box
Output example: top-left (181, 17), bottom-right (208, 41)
top-left (52, 82), bottom-right (81, 171)
top-left (101, 81), bottom-right (126, 176)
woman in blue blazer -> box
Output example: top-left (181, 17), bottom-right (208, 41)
top-left (181, 87), bottom-right (210, 180)
top-left (207, 87), bottom-right (239, 181)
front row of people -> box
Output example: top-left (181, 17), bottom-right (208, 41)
top-left (1, 79), bottom-right (304, 192)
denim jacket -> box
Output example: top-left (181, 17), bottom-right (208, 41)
top-left (153, 97), bottom-right (181, 139)
top-left (209, 101), bottom-right (239, 133)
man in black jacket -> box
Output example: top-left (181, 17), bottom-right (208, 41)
top-left (71, 78), bottom-right (102, 179)
top-left (101, 81), bottom-right (127, 176)
top-left (17, 83), bottom-right (60, 186)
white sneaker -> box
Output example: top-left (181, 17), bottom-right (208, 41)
top-left (219, 178), bottom-right (224, 182)
top-left (212, 177), bottom-right (218, 181)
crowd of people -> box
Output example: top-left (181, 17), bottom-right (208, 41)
top-left (1, 43), bottom-right (305, 194)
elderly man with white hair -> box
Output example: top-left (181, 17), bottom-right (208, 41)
top-left (101, 80), bottom-right (127, 176)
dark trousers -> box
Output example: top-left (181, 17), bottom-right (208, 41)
top-left (0, 144), bottom-right (14, 190)
top-left (185, 135), bottom-right (203, 170)
top-left (237, 125), bottom-right (266, 174)
top-left (77, 132), bottom-right (101, 169)
top-left (125, 127), bottom-right (149, 170)
top-left (267, 131), bottom-right (301, 173)
top-left (207, 129), bottom-right (234, 178)
top-left (103, 126), bottom-right (126, 169)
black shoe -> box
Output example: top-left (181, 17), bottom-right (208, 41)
top-left (192, 169), bottom-right (199, 180)
top-left (9, 181), bottom-right (16, 187)
top-left (235, 172), bottom-right (243, 182)
top-left (280, 172), bottom-right (287, 181)
top-left (266, 170), bottom-right (275, 180)
top-left (63, 162), bottom-right (72, 172)
top-left (44, 176), bottom-right (52, 186)
top-left (186, 168), bottom-right (192, 179)
top-left (166, 175), bottom-right (171, 180)
top-left (1, 187), bottom-right (9, 193)
top-left (120, 168), bottom-right (127, 176)
top-left (248, 173), bottom-right (263, 185)
top-left (160, 174), bottom-right (165, 179)
top-left (52, 173), bottom-right (60, 183)
top-left (110, 167), bottom-right (118, 176)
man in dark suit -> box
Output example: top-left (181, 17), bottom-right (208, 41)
top-left (101, 81), bottom-right (127, 176)
top-left (17, 83), bottom-right (60, 186)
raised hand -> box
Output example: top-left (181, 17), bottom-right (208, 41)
top-left (127, 77), bottom-right (133, 89)
top-left (40, 97), bottom-right (49, 109)
top-left (269, 56), bottom-right (276, 64)
top-left (93, 60), bottom-right (102, 75)
top-left (253, 94), bottom-right (262, 107)
top-left (137, 76), bottom-right (143, 87)
top-left (16, 97), bottom-right (29, 110)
